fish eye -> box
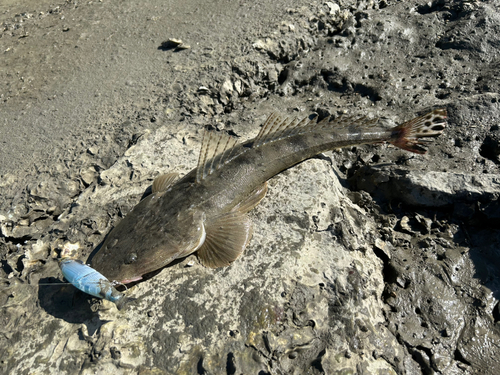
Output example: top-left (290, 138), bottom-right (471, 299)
top-left (125, 253), bottom-right (138, 264)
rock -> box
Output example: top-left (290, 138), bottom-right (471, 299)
top-left (197, 86), bottom-right (210, 94)
top-left (350, 166), bottom-right (500, 207)
top-left (326, 2), bottom-right (340, 15)
top-left (219, 78), bottom-right (234, 105)
top-left (80, 168), bottom-right (97, 186)
top-left (252, 38), bottom-right (278, 52)
top-left (60, 241), bottom-right (82, 258)
top-left (87, 146), bottom-right (98, 156)
top-left (160, 38), bottom-right (190, 51)
top-left (267, 67), bottom-right (279, 83)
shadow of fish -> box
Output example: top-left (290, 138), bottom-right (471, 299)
top-left (90, 110), bottom-right (447, 284)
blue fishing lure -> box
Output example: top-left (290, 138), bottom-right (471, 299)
top-left (59, 258), bottom-right (131, 310)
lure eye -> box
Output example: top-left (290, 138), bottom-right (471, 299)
top-left (125, 253), bottom-right (138, 264)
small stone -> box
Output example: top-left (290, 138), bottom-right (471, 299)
top-left (414, 213), bottom-right (432, 233)
top-left (326, 2), bottom-right (340, 14)
top-left (396, 277), bottom-right (407, 288)
top-left (66, 180), bottom-right (81, 197)
top-left (172, 83), bottom-right (183, 92)
top-left (60, 241), bottom-right (81, 258)
top-left (219, 79), bottom-right (234, 105)
top-left (253, 38), bottom-right (278, 52)
top-left (267, 69), bottom-right (278, 83)
top-left (163, 38), bottom-right (183, 46)
top-left (374, 238), bottom-right (391, 259)
top-left (46, 205), bottom-right (60, 216)
top-left (198, 86), bottom-right (210, 94)
top-left (399, 216), bottom-right (411, 232)
top-left (87, 146), bottom-right (98, 156)
top-left (220, 79), bottom-right (233, 94)
top-left (80, 169), bottom-right (96, 186)
top-left (160, 39), bottom-right (190, 51)
top-left (234, 80), bottom-right (243, 95)
top-left (18, 218), bottom-right (30, 226)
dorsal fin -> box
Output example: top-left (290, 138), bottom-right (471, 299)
top-left (196, 112), bottom-right (380, 183)
top-left (152, 173), bottom-right (179, 193)
top-left (253, 113), bottom-right (315, 147)
top-left (196, 129), bottom-right (239, 183)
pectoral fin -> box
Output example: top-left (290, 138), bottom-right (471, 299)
top-left (152, 172), bottom-right (179, 193)
top-left (232, 182), bottom-right (268, 213)
top-left (197, 211), bottom-right (253, 268)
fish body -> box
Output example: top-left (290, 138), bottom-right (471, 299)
top-left (60, 258), bottom-right (129, 310)
top-left (91, 110), bottom-right (447, 283)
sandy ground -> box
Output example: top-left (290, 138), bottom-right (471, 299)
top-left (1, 0), bottom-right (500, 374)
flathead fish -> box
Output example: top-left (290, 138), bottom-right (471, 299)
top-left (90, 109), bottom-right (447, 283)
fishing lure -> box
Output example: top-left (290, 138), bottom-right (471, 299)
top-left (59, 258), bottom-right (132, 310)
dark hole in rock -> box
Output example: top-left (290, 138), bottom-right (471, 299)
top-left (226, 352), bottom-right (236, 375)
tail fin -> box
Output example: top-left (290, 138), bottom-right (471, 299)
top-left (390, 109), bottom-right (447, 154)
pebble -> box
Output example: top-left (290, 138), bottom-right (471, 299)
top-left (198, 86), bottom-right (210, 94)
top-left (80, 169), bottom-right (97, 186)
top-left (87, 146), bottom-right (98, 156)
top-left (161, 38), bottom-right (190, 51)
top-left (326, 2), bottom-right (340, 14)
top-left (374, 238), bottom-right (391, 259)
top-left (399, 216), bottom-right (412, 233)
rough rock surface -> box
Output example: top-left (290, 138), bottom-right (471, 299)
top-left (1, 0), bottom-right (500, 374)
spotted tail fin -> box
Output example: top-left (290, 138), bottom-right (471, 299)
top-left (390, 109), bottom-right (447, 154)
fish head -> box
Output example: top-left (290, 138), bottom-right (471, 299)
top-left (90, 208), bottom-right (206, 284)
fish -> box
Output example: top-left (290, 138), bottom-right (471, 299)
top-left (90, 109), bottom-right (447, 284)
top-left (59, 258), bottom-right (133, 310)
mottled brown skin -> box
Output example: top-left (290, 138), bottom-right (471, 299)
top-left (90, 110), bottom-right (446, 283)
